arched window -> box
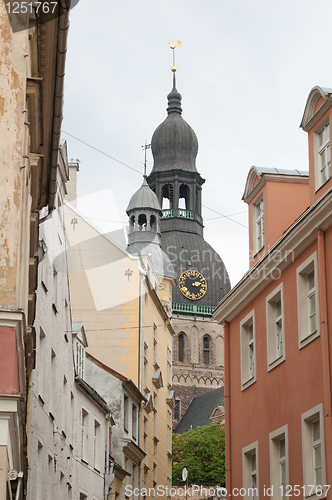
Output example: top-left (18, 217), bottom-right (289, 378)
top-left (150, 215), bottom-right (156, 231)
top-left (178, 333), bottom-right (185, 362)
top-left (130, 215), bottom-right (135, 227)
top-left (203, 336), bottom-right (210, 364)
top-left (138, 214), bottom-right (147, 230)
top-left (162, 184), bottom-right (174, 209)
top-left (179, 184), bottom-right (190, 210)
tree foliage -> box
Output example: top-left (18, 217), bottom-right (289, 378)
top-left (172, 422), bottom-right (225, 485)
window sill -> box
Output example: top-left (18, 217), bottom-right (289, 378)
top-left (267, 355), bottom-right (285, 372)
top-left (315, 175), bottom-right (331, 193)
top-left (253, 246), bottom-right (264, 258)
top-left (299, 329), bottom-right (320, 349)
top-left (241, 376), bottom-right (256, 391)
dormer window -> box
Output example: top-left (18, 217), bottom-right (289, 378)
top-left (254, 197), bottom-right (264, 253)
top-left (76, 341), bottom-right (85, 378)
top-left (317, 122), bottom-right (330, 187)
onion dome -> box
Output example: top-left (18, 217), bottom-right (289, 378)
top-left (151, 85), bottom-right (199, 173)
top-left (126, 176), bottom-right (162, 214)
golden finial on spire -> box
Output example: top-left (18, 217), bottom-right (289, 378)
top-left (169, 40), bottom-right (181, 72)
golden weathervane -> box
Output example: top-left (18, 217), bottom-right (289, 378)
top-left (169, 40), bottom-right (181, 72)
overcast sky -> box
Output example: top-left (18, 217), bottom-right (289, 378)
top-left (62, 0), bottom-right (332, 287)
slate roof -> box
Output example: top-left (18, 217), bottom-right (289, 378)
top-left (151, 85), bottom-right (199, 173)
top-left (174, 387), bottom-right (224, 434)
top-left (126, 177), bottom-right (162, 213)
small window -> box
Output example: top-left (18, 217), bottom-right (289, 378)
top-left (93, 420), bottom-right (100, 470)
top-left (52, 266), bottom-right (58, 312)
top-left (132, 404), bottom-right (137, 440)
top-left (124, 395), bottom-right (129, 432)
top-left (203, 336), bottom-right (210, 364)
top-left (178, 333), bottom-right (185, 362)
top-left (153, 324), bottom-right (158, 364)
top-left (75, 341), bottom-right (85, 379)
top-left (270, 425), bottom-right (288, 500)
top-left (297, 253), bottom-right (320, 348)
top-left (254, 197), bottom-right (264, 253)
top-left (317, 122), bottom-right (331, 187)
top-left (242, 442), bottom-right (259, 500)
top-left (174, 400), bottom-right (180, 421)
top-left (81, 409), bottom-right (88, 462)
top-left (240, 310), bottom-right (256, 390)
top-left (302, 404), bottom-right (327, 498)
top-left (266, 283), bottom-right (285, 370)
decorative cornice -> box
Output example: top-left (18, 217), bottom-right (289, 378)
top-left (300, 86), bottom-right (332, 131)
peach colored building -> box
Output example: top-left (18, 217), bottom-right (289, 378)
top-left (214, 86), bottom-right (332, 500)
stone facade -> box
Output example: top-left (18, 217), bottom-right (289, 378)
top-left (171, 315), bottom-right (224, 427)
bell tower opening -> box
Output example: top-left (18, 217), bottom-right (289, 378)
top-left (179, 184), bottom-right (190, 210)
top-left (138, 213), bottom-right (147, 230)
top-left (162, 184), bottom-right (174, 210)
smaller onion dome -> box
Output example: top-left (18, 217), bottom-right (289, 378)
top-left (126, 176), bottom-right (162, 214)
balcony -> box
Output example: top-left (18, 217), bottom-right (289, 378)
top-left (162, 209), bottom-right (202, 222)
top-left (172, 302), bottom-right (214, 316)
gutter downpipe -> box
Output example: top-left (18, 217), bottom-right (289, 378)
top-left (223, 321), bottom-right (232, 499)
top-left (317, 229), bottom-right (332, 485)
top-left (104, 412), bottom-right (113, 500)
top-left (48, 0), bottom-right (70, 210)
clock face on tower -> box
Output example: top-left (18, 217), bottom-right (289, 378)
top-left (178, 269), bottom-right (207, 301)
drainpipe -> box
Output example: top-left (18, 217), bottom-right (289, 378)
top-left (104, 412), bottom-right (113, 500)
top-left (317, 229), bottom-right (332, 485)
top-left (223, 321), bottom-right (232, 499)
top-left (48, 0), bottom-right (70, 210)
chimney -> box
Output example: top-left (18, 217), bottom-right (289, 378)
top-left (66, 162), bottom-right (80, 207)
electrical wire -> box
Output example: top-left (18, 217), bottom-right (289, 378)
top-left (62, 130), bottom-right (248, 229)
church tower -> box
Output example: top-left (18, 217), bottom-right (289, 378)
top-left (147, 67), bottom-right (231, 427)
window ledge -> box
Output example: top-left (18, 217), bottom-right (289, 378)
top-left (268, 355), bottom-right (285, 372)
top-left (315, 175), bottom-right (331, 193)
top-left (299, 329), bottom-right (320, 349)
top-left (241, 377), bottom-right (256, 392)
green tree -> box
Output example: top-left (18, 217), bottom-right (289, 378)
top-left (172, 422), bottom-right (225, 485)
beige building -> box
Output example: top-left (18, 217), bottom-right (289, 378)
top-left (64, 173), bottom-right (176, 499)
top-left (0, 2), bottom-right (70, 498)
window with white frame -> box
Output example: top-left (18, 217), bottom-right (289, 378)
top-left (270, 425), bottom-right (288, 500)
top-left (317, 122), bottom-right (331, 187)
top-left (242, 441), bottom-right (259, 500)
top-left (81, 409), bottom-right (88, 462)
top-left (266, 283), bottom-right (285, 370)
top-left (75, 341), bottom-right (85, 378)
top-left (93, 420), bottom-right (100, 470)
top-left (240, 310), bottom-right (256, 390)
top-left (297, 253), bottom-right (320, 348)
top-left (302, 404), bottom-right (327, 499)
top-left (254, 197), bottom-right (264, 253)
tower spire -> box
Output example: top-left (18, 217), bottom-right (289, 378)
top-left (169, 40), bottom-right (181, 89)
